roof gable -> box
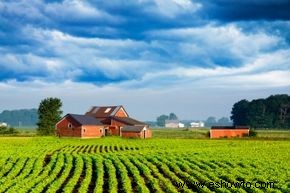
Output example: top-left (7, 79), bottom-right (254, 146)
top-left (85, 105), bottom-right (128, 118)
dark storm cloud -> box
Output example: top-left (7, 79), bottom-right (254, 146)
top-left (199, 0), bottom-right (290, 21)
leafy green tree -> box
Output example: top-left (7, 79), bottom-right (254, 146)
top-left (37, 97), bottom-right (63, 135)
top-left (230, 99), bottom-right (249, 125)
top-left (156, 115), bottom-right (169, 127)
top-left (169, 113), bottom-right (178, 120)
top-left (248, 99), bottom-right (272, 128)
top-left (266, 94), bottom-right (290, 128)
top-left (231, 95), bottom-right (290, 129)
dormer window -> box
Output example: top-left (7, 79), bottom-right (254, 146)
top-left (104, 108), bottom-right (111, 113)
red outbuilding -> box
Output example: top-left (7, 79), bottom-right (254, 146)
top-left (121, 125), bottom-right (152, 139)
top-left (210, 126), bottom-right (250, 139)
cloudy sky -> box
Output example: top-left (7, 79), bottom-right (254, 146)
top-left (0, 0), bottom-right (290, 121)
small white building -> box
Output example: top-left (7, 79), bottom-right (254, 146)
top-left (178, 122), bottom-right (185, 128)
top-left (165, 120), bottom-right (179, 128)
top-left (0, 122), bottom-right (8, 127)
top-left (190, 121), bottom-right (204, 128)
top-left (165, 120), bottom-right (184, 128)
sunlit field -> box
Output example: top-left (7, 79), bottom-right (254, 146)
top-left (0, 136), bottom-right (289, 193)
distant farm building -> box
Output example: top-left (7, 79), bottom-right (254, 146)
top-left (165, 120), bottom-right (179, 128)
top-left (190, 121), bottom-right (204, 128)
top-left (0, 122), bottom-right (8, 127)
top-left (165, 120), bottom-right (184, 128)
top-left (210, 126), bottom-right (250, 138)
top-left (178, 122), bottom-right (185, 128)
top-left (56, 105), bottom-right (151, 139)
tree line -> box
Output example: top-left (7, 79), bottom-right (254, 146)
top-left (155, 113), bottom-right (232, 127)
top-left (231, 94), bottom-right (290, 129)
top-left (0, 109), bottom-right (38, 127)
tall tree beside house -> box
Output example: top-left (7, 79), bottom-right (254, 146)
top-left (37, 97), bottom-right (63, 135)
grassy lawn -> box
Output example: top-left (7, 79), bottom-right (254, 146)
top-left (151, 127), bottom-right (290, 139)
top-left (151, 127), bottom-right (209, 138)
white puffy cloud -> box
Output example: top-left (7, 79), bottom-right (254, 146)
top-left (143, 0), bottom-right (202, 18)
top-left (44, 0), bottom-right (121, 23)
top-left (148, 24), bottom-right (282, 64)
top-left (0, 0), bottom-right (46, 21)
top-left (1, 24), bottom-right (289, 90)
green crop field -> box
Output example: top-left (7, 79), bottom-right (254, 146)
top-left (0, 137), bottom-right (289, 193)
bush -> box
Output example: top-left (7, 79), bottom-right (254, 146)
top-left (0, 126), bottom-right (19, 135)
top-left (249, 129), bottom-right (257, 137)
top-left (206, 131), bottom-right (210, 138)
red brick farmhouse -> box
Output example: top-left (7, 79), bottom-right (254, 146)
top-left (210, 126), bottom-right (250, 138)
top-left (56, 106), bottom-right (151, 139)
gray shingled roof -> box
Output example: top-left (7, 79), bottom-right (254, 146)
top-left (121, 125), bottom-right (146, 132)
top-left (111, 116), bottom-right (145, 125)
top-left (68, 114), bottom-right (103, 125)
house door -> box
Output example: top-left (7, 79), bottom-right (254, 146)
top-left (143, 130), bottom-right (146, 139)
top-left (105, 128), bottom-right (109, 136)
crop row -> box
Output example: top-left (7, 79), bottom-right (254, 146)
top-left (0, 153), bottom-right (287, 193)
top-left (55, 145), bottom-right (140, 154)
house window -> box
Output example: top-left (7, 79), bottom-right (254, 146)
top-left (100, 129), bottom-right (103, 133)
top-left (104, 108), bottom-right (111, 113)
top-left (68, 123), bottom-right (72, 128)
top-left (83, 129), bottom-right (86, 133)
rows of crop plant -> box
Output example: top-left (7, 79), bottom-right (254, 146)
top-left (0, 158), bottom-right (34, 193)
top-left (56, 145), bottom-right (140, 154)
top-left (2, 155), bottom-right (287, 193)
top-left (0, 137), bottom-right (289, 193)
